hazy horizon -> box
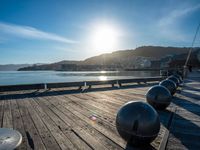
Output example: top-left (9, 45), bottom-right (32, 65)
top-left (1, 0), bottom-right (200, 64)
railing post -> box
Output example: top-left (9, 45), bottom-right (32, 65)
top-left (78, 86), bottom-right (82, 90)
top-left (82, 82), bottom-right (87, 91)
top-left (44, 83), bottom-right (47, 90)
top-left (116, 80), bottom-right (120, 88)
top-left (112, 83), bottom-right (115, 88)
top-left (183, 65), bottom-right (188, 78)
top-left (117, 80), bottom-right (122, 87)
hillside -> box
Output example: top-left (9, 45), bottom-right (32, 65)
top-left (0, 64), bottom-right (31, 71)
top-left (82, 46), bottom-right (192, 65)
top-left (18, 46), bottom-right (200, 71)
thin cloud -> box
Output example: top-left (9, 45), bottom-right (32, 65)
top-left (0, 22), bottom-right (77, 44)
top-left (159, 4), bottom-right (200, 26)
top-left (155, 3), bottom-right (200, 43)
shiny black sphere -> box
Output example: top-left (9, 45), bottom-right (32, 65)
top-left (173, 74), bottom-right (183, 83)
top-left (167, 76), bottom-right (179, 87)
top-left (146, 85), bottom-right (172, 110)
top-left (116, 101), bottom-right (160, 146)
top-left (159, 79), bottom-right (176, 95)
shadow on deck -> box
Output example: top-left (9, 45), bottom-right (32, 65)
top-left (0, 82), bottom-right (157, 101)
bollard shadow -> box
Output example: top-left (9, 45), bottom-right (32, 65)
top-left (125, 142), bottom-right (156, 150)
top-left (155, 94), bottom-right (200, 149)
top-left (183, 85), bottom-right (200, 92)
top-left (172, 96), bottom-right (200, 119)
top-left (157, 109), bottom-right (173, 128)
top-left (157, 108), bottom-right (199, 149)
top-left (179, 90), bottom-right (200, 100)
top-left (165, 111), bottom-right (200, 149)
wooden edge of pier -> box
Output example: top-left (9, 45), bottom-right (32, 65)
top-left (0, 76), bottom-right (164, 92)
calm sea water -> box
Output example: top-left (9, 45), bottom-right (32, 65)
top-left (0, 71), bottom-right (160, 85)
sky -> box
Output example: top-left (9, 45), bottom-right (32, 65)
top-left (0, 0), bottom-right (200, 64)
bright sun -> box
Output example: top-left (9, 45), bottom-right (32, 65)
top-left (91, 24), bottom-right (119, 53)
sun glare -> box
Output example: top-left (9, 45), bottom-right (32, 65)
top-left (91, 24), bottom-right (119, 53)
top-left (99, 76), bottom-right (108, 81)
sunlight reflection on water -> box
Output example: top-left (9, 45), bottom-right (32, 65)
top-left (0, 71), bottom-right (160, 85)
top-left (98, 76), bottom-right (108, 81)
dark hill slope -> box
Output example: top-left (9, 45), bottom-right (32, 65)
top-left (82, 46), bottom-right (191, 65)
top-left (18, 46), bottom-right (199, 71)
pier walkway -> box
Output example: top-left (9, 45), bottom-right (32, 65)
top-left (0, 71), bottom-right (200, 150)
top-left (165, 71), bottom-right (200, 150)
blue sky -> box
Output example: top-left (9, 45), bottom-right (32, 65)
top-left (0, 0), bottom-right (200, 64)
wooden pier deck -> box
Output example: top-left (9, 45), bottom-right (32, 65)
top-left (0, 72), bottom-right (200, 150)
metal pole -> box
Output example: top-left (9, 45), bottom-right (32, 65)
top-left (184, 22), bottom-right (200, 78)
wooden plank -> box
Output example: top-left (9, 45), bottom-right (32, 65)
top-left (23, 100), bottom-right (61, 150)
top-left (65, 92), bottom-right (148, 122)
top-left (86, 92), bottom-right (124, 103)
top-left (117, 89), bottom-right (147, 96)
top-left (72, 126), bottom-right (107, 150)
top-left (44, 96), bottom-right (124, 150)
top-left (121, 88), bottom-right (148, 95)
top-left (50, 95), bottom-right (126, 148)
top-left (64, 95), bottom-right (117, 124)
top-left (158, 108), bottom-right (175, 150)
top-left (70, 100), bottom-right (116, 126)
top-left (98, 91), bottom-right (145, 102)
top-left (2, 100), bottom-right (13, 128)
top-left (68, 95), bottom-right (116, 117)
top-left (17, 99), bottom-right (46, 150)
top-left (158, 129), bottom-right (169, 150)
top-left (29, 98), bottom-right (77, 150)
top-left (10, 100), bottom-right (30, 150)
top-left (33, 97), bottom-right (92, 150)
top-left (84, 93), bottom-right (123, 108)
top-left (0, 100), bottom-right (4, 127)
top-left (41, 96), bottom-right (108, 150)
top-left (113, 92), bottom-right (145, 102)
top-left (95, 91), bottom-right (145, 105)
top-left (58, 98), bottom-right (117, 130)
top-left (73, 94), bottom-right (118, 113)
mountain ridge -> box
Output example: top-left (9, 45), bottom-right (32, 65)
top-left (17, 46), bottom-right (200, 71)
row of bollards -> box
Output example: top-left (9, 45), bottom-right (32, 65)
top-left (116, 74), bottom-right (183, 146)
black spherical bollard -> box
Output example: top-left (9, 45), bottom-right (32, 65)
top-left (167, 76), bottom-right (179, 87)
top-left (146, 85), bottom-right (172, 110)
top-left (173, 74), bottom-right (183, 83)
top-left (116, 101), bottom-right (160, 146)
top-left (159, 79), bottom-right (176, 95)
